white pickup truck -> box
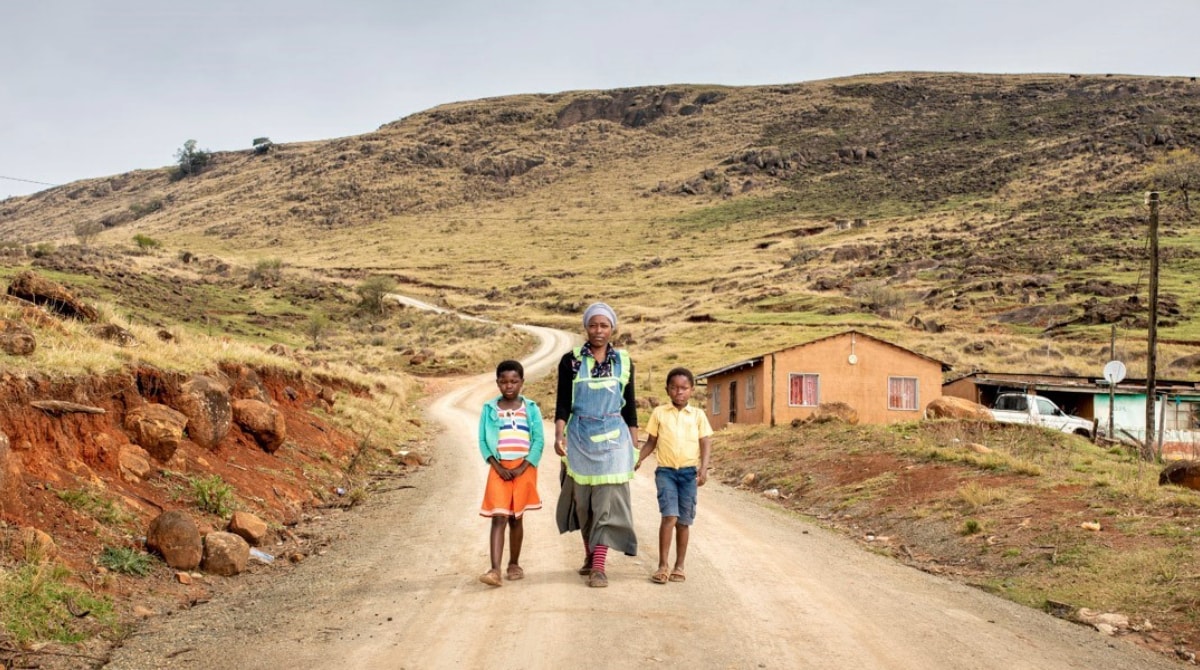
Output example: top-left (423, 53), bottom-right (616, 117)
top-left (991, 393), bottom-right (1094, 438)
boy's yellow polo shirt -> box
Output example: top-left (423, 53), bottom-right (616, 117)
top-left (645, 403), bottom-right (713, 469)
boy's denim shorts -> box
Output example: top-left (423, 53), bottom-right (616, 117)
top-left (655, 466), bottom-right (698, 526)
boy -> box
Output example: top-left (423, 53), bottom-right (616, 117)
top-left (635, 367), bottom-right (713, 584)
top-left (478, 360), bottom-right (545, 586)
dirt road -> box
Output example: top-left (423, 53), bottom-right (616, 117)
top-left (106, 323), bottom-right (1177, 670)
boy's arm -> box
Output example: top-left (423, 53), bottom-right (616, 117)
top-left (636, 434), bottom-right (658, 470)
top-left (697, 436), bottom-right (713, 486)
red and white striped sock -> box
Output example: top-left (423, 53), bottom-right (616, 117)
top-left (591, 544), bottom-right (608, 573)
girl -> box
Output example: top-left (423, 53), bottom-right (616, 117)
top-left (478, 360), bottom-right (545, 586)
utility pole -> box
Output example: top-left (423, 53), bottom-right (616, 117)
top-left (1144, 191), bottom-right (1160, 460)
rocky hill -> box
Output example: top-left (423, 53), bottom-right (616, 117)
top-left (2, 72), bottom-right (1199, 371)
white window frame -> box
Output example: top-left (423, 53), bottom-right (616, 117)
top-left (888, 376), bottom-right (919, 411)
top-left (788, 373), bottom-right (820, 407)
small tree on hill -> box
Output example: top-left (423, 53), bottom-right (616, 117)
top-left (1149, 148), bottom-right (1200, 216)
top-left (133, 233), bottom-right (161, 254)
top-left (73, 220), bottom-right (103, 247)
top-left (355, 275), bottom-right (396, 317)
top-left (174, 139), bottom-right (212, 179)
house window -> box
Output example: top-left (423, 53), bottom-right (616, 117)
top-left (788, 373), bottom-right (819, 407)
top-left (746, 375), bottom-right (756, 409)
top-left (1165, 399), bottom-right (1200, 430)
top-left (888, 377), bottom-right (919, 411)
top-left (711, 383), bottom-right (721, 415)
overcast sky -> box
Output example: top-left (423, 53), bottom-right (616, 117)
top-left (2, 0), bottom-right (1197, 199)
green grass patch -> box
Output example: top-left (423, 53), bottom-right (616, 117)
top-left (0, 562), bottom-right (119, 644)
top-left (56, 487), bottom-right (134, 528)
top-left (189, 474), bottom-right (236, 517)
top-left (98, 546), bottom-right (157, 577)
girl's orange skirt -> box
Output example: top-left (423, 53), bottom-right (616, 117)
top-left (480, 459), bottom-right (541, 518)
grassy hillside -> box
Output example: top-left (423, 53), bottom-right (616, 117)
top-left (3, 72), bottom-right (1197, 395)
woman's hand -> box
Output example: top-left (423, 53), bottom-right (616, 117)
top-left (554, 437), bottom-right (566, 457)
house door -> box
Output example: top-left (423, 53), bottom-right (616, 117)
top-left (729, 381), bottom-right (738, 423)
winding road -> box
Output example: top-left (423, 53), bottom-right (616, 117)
top-left (106, 317), bottom-right (1177, 669)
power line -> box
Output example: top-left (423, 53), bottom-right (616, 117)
top-left (0, 175), bottom-right (58, 187)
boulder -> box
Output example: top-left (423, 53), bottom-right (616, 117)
top-left (227, 511), bottom-right (269, 546)
top-left (118, 444), bottom-right (153, 482)
top-left (175, 375), bottom-right (232, 450)
top-left (1159, 460), bottom-right (1200, 490)
top-left (91, 323), bottom-right (138, 347)
top-left (232, 399), bottom-right (287, 453)
top-left (125, 403), bottom-right (188, 461)
top-left (0, 319), bottom-right (36, 355)
top-left (6, 271), bottom-right (100, 321)
top-left (924, 396), bottom-right (995, 421)
top-left (146, 510), bottom-right (202, 570)
top-left (809, 402), bottom-right (859, 425)
top-left (202, 531), bottom-right (250, 576)
top-left (226, 366), bottom-right (269, 402)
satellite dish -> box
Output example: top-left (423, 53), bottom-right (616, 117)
top-left (1103, 360), bottom-right (1127, 384)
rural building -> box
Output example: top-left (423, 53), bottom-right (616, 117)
top-left (696, 330), bottom-right (949, 429)
top-left (943, 371), bottom-right (1200, 459)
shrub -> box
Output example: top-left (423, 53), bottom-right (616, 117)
top-left (98, 546), bottom-right (155, 576)
top-left (73, 220), bottom-right (103, 247)
top-left (306, 312), bottom-right (330, 347)
top-left (248, 258), bottom-right (283, 287)
top-left (355, 275), bottom-right (396, 317)
top-left (174, 139), bottom-right (212, 179)
top-left (189, 474), bottom-right (236, 517)
top-left (133, 233), bottom-right (161, 253)
top-left (129, 199), bottom-right (164, 219)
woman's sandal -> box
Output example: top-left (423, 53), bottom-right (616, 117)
top-left (479, 570), bottom-right (502, 587)
top-left (651, 569), bottom-right (670, 584)
top-left (669, 568), bottom-right (686, 582)
top-left (587, 570), bottom-right (608, 588)
top-left (505, 565), bottom-right (524, 581)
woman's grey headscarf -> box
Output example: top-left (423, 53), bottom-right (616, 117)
top-left (582, 302), bottom-right (617, 330)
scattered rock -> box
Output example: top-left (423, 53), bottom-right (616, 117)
top-left (965, 443), bottom-right (993, 455)
top-left (1159, 460), bottom-right (1200, 490)
top-left (202, 531), bottom-right (250, 576)
top-left (924, 396), bottom-right (994, 421)
top-left (132, 605), bottom-right (156, 618)
top-left (762, 488), bottom-right (781, 499)
top-left (741, 473), bottom-right (757, 487)
top-left (125, 403), bottom-right (188, 462)
top-left (1080, 521), bottom-right (1102, 531)
top-left (175, 375), bottom-right (233, 450)
top-left (6, 270), bottom-right (100, 321)
top-left (0, 319), bottom-right (36, 355)
top-left (118, 444), bottom-right (153, 483)
top-left (232, 399), bottom-right (287, 453)
top-left (1076, 608), bottom-right (1130, 634)
top-left (146, 510), bottom-right (202, 570)
top-left (807, 402), bottom-right (859, 425)
top-left (92, 323), bottom-right (139, 347)
top-left (227, 511), bottom-right (269, 546)
top-left (175, 571), bottom-right (192, 585)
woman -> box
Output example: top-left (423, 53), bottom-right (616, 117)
top-left (554, 302), bottom-right (638, 587)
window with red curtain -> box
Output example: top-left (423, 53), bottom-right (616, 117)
top-left (888, 377), bottom-right (918, 410)
top-left (788, 373), bottom-right (819, 407)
